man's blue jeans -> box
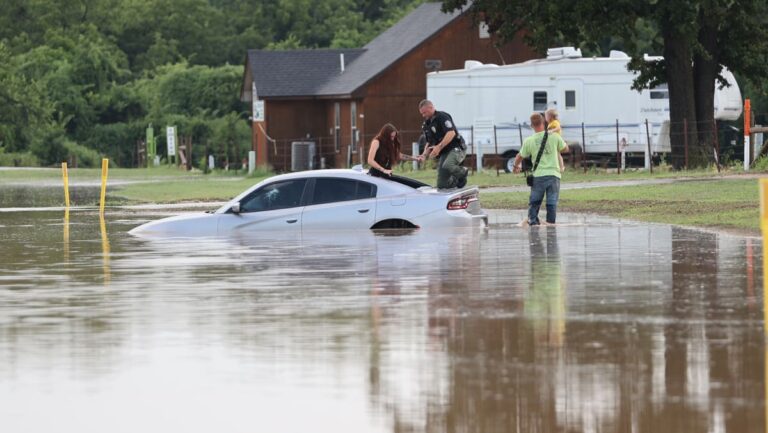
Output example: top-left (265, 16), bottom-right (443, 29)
top-left (528, 175), bottom-right (560, 225)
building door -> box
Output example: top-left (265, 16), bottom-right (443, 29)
top-left (350, 102), bottom-right (358, 155)
top-left (334, 102), bottom-right (341, 154)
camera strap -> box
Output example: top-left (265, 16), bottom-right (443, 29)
top-left (531, 130), bottom-right (549, 174)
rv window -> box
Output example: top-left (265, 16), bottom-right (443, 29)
top-left (565, 90), bottom-right (576, 109)
top-left (533, 91), bottom-right (547, 111)
top-left (650, 84), bottom-right (669, 100)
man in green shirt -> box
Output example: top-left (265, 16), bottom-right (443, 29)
top-left (513, 113), bottom-right (568, 225)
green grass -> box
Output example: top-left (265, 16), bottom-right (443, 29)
top-left (2, 163), bottom-right (754, 186)
top-left (481, 178), bottom-right (760, 233)
top-left (0, 165), bottom-right (272, 182)
top-left (112, 176), bottom-right (269, 203)
top-left (2, 164), bottom-right (764, 233)
top-left (395, 163), bottom-right (749, 187)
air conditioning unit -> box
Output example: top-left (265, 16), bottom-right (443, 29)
top-left (546, 46), bottom-right (582, 60)
top-left (291, 141), bottom-right (316, 171)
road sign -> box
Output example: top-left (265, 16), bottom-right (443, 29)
top-left (167, 126), bottom-right (176, 156)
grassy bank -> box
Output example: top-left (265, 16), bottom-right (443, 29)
top-left (482, 178), bottom-right (760, 233)
top-left (112, 168), bottom-right (762, 234)
top-left (0, 166), bottom-right (272, 203)
top-left (113, 176), bottom-right (267, 203)
top-left (0, 165), bottom-right (203, 181)
top-left (397, 164), bottom-right (746, 186)
top-left (1, 166), bottom-right (762, 234)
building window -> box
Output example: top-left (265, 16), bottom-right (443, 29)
top-left (425, 59), bottom-right (442, 71)
top-left (334, 102), bottom-right (341, 152)
top-left (565, 90), bottom-right (576, 109)
top-left (478, 22), bottom-right (490, 39)
top-left (351, 102), bottom-right (357, 152)
top-left (533, 91), bottom-right (547, 111)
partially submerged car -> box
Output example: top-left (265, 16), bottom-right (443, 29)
top-left (129, 168), bottom-right (488, 237)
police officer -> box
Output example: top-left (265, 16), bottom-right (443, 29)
top-left (418, 99), bottom-right (468, 189)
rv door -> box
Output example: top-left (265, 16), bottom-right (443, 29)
top-left (555, 79), bottom-right (584, 148)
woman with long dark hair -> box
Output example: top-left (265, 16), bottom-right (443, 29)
top-left (366, 123), bottom-right (427, 189)
top-left (367, 123), bottom-right (421, 177)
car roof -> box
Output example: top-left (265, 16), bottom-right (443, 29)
top-left (262, 169), bottom-right (423, 192)
top-left (230, 168), bottom-right (420, 202)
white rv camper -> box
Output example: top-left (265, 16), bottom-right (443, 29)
top-left (426, 47), bottom-right (743, 171)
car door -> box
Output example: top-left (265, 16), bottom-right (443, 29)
top-left (301, 177), bottom-right (377, 231)
top-left (217, 179), bottom-right (308, 235)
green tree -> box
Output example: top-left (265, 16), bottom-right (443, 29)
top-left (15, 26), bottom-right (129, 141)
top-left (0, 42), bottom-right (53, 154)
top-left (0, 0), bottom-right (426, 167)
top-left (442, 0), bottom-right (768, 168)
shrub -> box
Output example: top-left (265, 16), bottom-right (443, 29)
top-left (64, 140), bottom-right (104, 168)
top-left (752, 156), bottom-right (768, 171)
top-left (0, 151), bottom-right (40, 166)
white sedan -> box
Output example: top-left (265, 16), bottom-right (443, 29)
top-left (128, 168), bottom-right (488, 237)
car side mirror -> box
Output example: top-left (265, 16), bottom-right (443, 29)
top-left (231, 202), bottom-right (241, 214)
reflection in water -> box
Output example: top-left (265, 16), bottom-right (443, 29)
top-left (63, 209), bottom-right (70, 262)
top-left (99, 214), bottom-right (110, 284)
top-left (526, 227), bottom-right (565, 347)
top-left (0, 209), bottom-right (763, 432)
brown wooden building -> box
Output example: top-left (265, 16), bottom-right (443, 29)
top-left (241, 2), bottom-right (536, 171)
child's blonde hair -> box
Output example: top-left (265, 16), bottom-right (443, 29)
top-left (545, 108), bottom-right (559, 121)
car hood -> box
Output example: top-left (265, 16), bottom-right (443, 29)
top-left (128, 213), bottom-right (219, 238)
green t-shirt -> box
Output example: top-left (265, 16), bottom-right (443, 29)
top-left (519, 131), bottom-right (567, 178)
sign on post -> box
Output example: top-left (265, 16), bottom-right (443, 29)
top-left (253, 100), bottom-right (265, 122)
top-left (252, 82), bottom-right (264, 122)
top-left (166, 126), bottom-right (177, 157)
top-left (146, 125), bottom-right (156, 168)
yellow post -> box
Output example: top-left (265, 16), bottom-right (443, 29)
top-left (99, 158), bottom-right (109, 214)
top-left (761, 178), bottom-right (768, 323)
top-left (759, 179), bottom-right (768, 433)
top-left (62, 162), bottom-right (70, 208)
top-left (759, 179), bottom-right (768, 338)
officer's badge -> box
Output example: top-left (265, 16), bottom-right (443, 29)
top-left (431, 126), bottom-right (437, 133)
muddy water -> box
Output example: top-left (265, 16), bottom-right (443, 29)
top-left (0, 208), bottom-right (763, 433)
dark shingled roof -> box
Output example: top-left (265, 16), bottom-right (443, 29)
top-left (245, 2), bottom-right (464, 99)
top-left (246, 49), bottom-right (365, 98)
top-left (319, 2), bottom-right (463, 96)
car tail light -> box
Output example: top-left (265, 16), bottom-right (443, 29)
top-left (447, 193), bottom-right (478, 210)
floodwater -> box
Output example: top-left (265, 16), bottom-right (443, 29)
top-left (0, 205), bottom-right (764, 433)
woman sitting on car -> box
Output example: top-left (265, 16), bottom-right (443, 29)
top-left (366, 124), bottom-right (427, 189)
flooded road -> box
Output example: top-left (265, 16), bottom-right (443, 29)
top-left (0, 208), bottom-right (764, 433)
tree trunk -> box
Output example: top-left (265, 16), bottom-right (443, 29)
top-left (693, 7), bottom-right (719, 167)
top-left (663, 27), bottom-right (698, 169)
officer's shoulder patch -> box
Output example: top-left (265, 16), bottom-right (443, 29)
top-left (444, 120), bottom-right (453, 129)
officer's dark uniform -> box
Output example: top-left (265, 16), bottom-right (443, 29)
top-left (423, 110), bottom-right (467, 189)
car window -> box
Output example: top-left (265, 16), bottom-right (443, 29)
top-left (240, 179), bottom-right (307, 212)
top-left (310, 178), bottom-right (377, 205)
